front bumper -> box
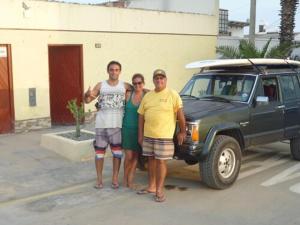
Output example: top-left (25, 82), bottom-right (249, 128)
top-left (174, 142), bottom-right (204, 160)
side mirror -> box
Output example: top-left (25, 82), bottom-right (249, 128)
top-left (255, 96), bottom-right (269, 106)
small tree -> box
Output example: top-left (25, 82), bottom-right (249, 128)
top-left (217, 38), bottom-right (300, 59)
top-left (66, 99), bottom-right (85, 138)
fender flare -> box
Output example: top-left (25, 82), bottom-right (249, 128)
top-left (199, 122), bottom-right (242, 160)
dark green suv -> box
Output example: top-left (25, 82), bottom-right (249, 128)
top-left (175, 59), bottom-right (300, 189)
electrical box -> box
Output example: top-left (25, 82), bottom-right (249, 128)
top-left (29, 88), bottom-right (36, 107)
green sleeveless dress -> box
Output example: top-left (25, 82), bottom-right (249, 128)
top-left (122, 92), bottom-right (142, 152)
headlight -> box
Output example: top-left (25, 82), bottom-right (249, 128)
top-left (186, 121), bottom-right (200, 143)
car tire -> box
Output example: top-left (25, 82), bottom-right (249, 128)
top-left (290, 137), bottom-right (300, 160)
top-left (184, 159), bottom-right (198, 165)
top-left (137, 155), bottom-right (148, 171)
top-left (200, 135), bottom-right (241, 189)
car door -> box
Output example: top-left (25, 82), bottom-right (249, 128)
top-left (279, 73), bottom-right (300, 138)
top-left (249, 75), bottom-right (284, 145)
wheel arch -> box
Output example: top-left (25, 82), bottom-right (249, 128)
top-left (199, 123), bottom-right (244, 160)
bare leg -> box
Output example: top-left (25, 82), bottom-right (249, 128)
top-left (95, 157), bottom-right (104, 187)
top-left (127, 152), bottom-right (138, 188)
top-left (146, 156), bottom-right (156, 192)
top-left (123, 150), bottom-right (133, 187)
top-left (155, 159), bottom-right (167, 196)
top-left (112, 157), bottom-right (121, 186)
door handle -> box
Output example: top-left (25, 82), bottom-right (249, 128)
top-left (276, 105), bottom-right (285, 109)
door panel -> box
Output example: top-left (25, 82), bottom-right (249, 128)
top-left (280, 74), bottom-right (300, 138)
top-left (48, 46), bottom-right (83, 125)
top-left (250, 76), bottom-right (284, 145)
top-left (0, 45), bottom-right (14, 133)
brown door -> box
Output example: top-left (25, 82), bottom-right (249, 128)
top-left (48, 45), bottom-right (83, 125)
top-left (0, 44), bottom-right (14, 133)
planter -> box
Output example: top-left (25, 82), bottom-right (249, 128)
top-left (41, 129), bottom-right (96, 162)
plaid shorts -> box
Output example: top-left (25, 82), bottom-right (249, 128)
top-left (142, 136), bottom-right (174, 160)
top-left (94, 128), bottom-right (122, 159)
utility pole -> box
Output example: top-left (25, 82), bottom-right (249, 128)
top-left (249, 0), bottom-right (256, 44)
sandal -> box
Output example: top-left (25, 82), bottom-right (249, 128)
top-left (111, 183), bottom-right (119, 189)
top-left (137, 189), bottom-right (156, 195)
top-left (94, 183), bottom-right (103, 189)
top-left (154, 194), bottom-right (166, 203)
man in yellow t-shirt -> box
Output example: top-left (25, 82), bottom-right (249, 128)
top-left (137, 69), bottom-right (186, 202)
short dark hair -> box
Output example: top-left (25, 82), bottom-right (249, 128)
top-left (132, 73), bottom-right (145, 83)
top-left (107, 61), bottom-right (122, 71)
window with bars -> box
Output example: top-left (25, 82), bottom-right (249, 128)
top-left (219, 9), bottom-right (229, 35)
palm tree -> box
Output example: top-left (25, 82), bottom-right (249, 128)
top-left (279, 0), bottom-right (299, 45)
top-left (216, 38), bottom-right (299, 59)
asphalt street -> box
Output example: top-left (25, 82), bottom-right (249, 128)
top-left (0, 129), bottom-right (299, 225)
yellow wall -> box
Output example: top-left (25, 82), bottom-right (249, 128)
top-left (0, 0), bottom-right (218, 121)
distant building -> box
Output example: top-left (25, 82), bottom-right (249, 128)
top-left (219, 9), bottom-right (249, 37)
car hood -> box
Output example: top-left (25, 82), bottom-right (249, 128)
top-left (182, 99), bottom-right (246, 120)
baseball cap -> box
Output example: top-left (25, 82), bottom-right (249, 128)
top-left (153, 69), bottom-right (166, 78)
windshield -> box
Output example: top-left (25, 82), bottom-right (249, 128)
top-left (180, 74), bottom-right (256, 102)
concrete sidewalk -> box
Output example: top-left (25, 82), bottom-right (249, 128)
top-left (1, 127), bottom-right (300, 225)
top-left (0, 123), bottom-right (113, 204)
top-left (0, 125), bottom-right (157, 225)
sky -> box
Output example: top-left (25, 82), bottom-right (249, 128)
top-left (57, 0), bottom-right (300, 32)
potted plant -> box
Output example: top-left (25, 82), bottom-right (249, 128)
top-left (41, 99), bottom-right (95, 162)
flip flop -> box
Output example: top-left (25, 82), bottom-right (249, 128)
top-left (154, 194), bottom-right (166, 203)
top-left (94, 183), bottom-right (103, 189)
top-left (111, 183), bottom-right (119, 189)
top-left (137, 189), bottom-right (156, 195)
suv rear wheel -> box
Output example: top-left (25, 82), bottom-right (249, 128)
top-left (137, 155), bottom-right (148, 171)
top-left (200, 135), bottom-right (241, 189)
top-left (290, 137), bottom-right (300, 160)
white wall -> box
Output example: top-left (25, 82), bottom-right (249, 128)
top-left (228, 27), bottom-right (245, 38)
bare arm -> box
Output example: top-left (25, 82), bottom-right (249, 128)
top-left (176, 108), bottom-right (186, 145)
top-left (124, 82), bottom-right (133, 92)
top-left (84, 82), bottom-right (101, 104)
top-left (125, 90), bottom-right (131, 102)
top-left (138, 114), bottom-right (145, 146)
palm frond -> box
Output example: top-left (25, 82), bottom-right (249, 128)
top-left (266, 43), bottom-right (300, 58)
top-left (238, 39), bottom-right (260, 58)
top-left (260, 38), bottom-right (272, 58)
top-left (216, 46), bottom-right (241, 59)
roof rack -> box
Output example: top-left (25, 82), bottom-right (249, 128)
top-left (186, 58), bottom-right (300, 74)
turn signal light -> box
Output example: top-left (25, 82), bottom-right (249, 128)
top-left (191, 126), bottom-right (199, 142)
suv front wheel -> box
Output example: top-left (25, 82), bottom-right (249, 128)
top-left (200, 135), bottom-right (241, 189)
top-left (290, 137), bottom-right (300, 160)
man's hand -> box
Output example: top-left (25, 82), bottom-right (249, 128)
top-left (177, 132), bottom-right (186, 145)
top-left (85, 86), bottom-right (92, 98)
top-left (84, 83), bottom-right (100, 104)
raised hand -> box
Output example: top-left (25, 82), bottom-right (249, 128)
top-left (85, 86), bottom-right (92, 97)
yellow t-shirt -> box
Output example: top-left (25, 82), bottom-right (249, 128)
top-left (138, 88), bottom-right (183, 139)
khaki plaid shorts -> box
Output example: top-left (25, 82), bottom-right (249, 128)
top-left (142, 136), bottom-right (174, 160)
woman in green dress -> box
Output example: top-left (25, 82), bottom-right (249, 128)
top-left (122, 73), bottom-right (147, 188)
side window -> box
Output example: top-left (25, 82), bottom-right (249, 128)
top-left (261, 77), bottom-right (279, 102)
top-left (280, 75), bottom-right (297, 100)
top-left (292, 75), bottom-right (300, 98)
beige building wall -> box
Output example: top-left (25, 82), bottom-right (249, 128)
top-left (0, 0), bottom-right (218, 130)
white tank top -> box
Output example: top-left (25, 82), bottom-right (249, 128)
top-left (95, 80), bottom-right (126, 128)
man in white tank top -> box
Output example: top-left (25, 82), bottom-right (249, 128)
top-left (84, 61), bottom-right (132, 189)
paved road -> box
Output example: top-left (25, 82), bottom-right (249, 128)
top-left (0, 132), bottom-right (299, 225)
